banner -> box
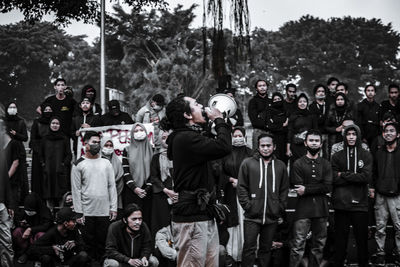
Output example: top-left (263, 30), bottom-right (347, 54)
top-left (76, 124), bottom-right (155, 160)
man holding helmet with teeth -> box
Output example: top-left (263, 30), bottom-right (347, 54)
top-left (163, 94), bottom-right (231, 266)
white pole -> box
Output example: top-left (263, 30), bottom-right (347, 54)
top-left (100, 0), bottom-right (106, 114)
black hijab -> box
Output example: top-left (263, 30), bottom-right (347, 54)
top-left (46, 116), bottom-right (65, 140)
top-left (294, 93), bottom-right (310, 116)
top-left (38, 103), bottom-right (53, 124)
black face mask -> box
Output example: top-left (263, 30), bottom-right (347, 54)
top-left (43, 112), bottom-right (52, 118)
top-left (88, 143), bottom-right (100, 155)
top-left (272, 100), bottom-right (283, 109)
top-left (307, 146), bottom-right (320, 156)
top-left (65, 201), bottom-right (73, 207)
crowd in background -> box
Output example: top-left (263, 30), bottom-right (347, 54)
top-left (0, 75), bottom-right (400, 267)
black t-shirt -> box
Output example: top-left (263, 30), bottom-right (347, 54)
top-left (42, 95), bottom-right (76, 137)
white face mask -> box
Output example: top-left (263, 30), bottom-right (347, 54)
top-left (7, 107), bottom-right (17, 116)
top-left (152, 105), bottom-right (162, 112)
top-left (25, 210), bottom-right (37, 216)
top-left (232, 136), bottom-right (246, 147)
top-left (102, 147), bottom-right (114, 156)
top-left (134, 131), bottom-right (147, 140)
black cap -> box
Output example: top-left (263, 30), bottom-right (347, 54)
top-left (56, 207), bottom-right (79, 224)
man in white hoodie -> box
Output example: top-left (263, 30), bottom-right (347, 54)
top-left (71, 131), bottom-right (118, 261)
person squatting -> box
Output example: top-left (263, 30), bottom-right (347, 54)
top-left (1, 77), bottom-right (400, 267)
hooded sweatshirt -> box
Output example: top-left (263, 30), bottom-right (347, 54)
top-left (331, 124), bottom-right (372, 212)
top-left (237, 153), bottom-right (289, 224)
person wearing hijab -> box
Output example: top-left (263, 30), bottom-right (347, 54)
top-left (325, 92), bottom-right (354, 154)
top-left (3, 101), bottom-right (29, 203)
top-left (101, 137), bottom-right (124, 215)
top-left (12, 193), bottom-right (53, 264)
top-left (30, 104), bottom-right (53, 195)
top-left (60, 191), bottom-right (74, 209)
top-left (150, 130), bottom-right (176, 238)
top-left (219, 127), bottom-right (252, 264)
top-left (40, 116), bottom-right (72, 209)
top-left (286, 93), bottom-right (317, 163)
top-left (122, 123), bottom-right (154, 226)
top-left (266, 92), bottom-right (289, 162)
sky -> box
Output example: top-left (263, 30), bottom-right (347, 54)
top-left (1, 0), bottom-right (400, 44)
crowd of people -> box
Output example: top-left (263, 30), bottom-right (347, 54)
top-left (0, 76), bottom-right (399, 267)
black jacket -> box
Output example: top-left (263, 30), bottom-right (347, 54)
top-left (15, 193), bottom-right (53, 235)
top-left (357, 99), bottom-right (380, 141)
top-left (291, 155), bottom-right (332, 220)
top-left (372, 141), bottom-right (400, 196)
top-left (101, 112), bottom-right (134, 126)
top-left (105, 220), bottom-right (152, 263)
top-left (379, 100), bottom-right (399, 122)
top-left (248, 94), bottom-right (271, 130)
top-left (167, 118), bottom-right (231, 222)
top-left (331, 125), bottom-right (372, 212)
top-left (238, 153), bottom-right (289, 224)
top-left (29, 226), bottom-right (86, 258)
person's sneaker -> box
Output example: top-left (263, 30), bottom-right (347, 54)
top-left (17, 253), bottom-right (28, 264)
top-left (374, 254), bottom-right (385, 266)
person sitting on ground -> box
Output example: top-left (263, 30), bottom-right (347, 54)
top-left (29, 207), bottom-right (90, 267)
top-left (154, 225), bottom-right (176, 267)
top-left (104, 203), bottom-right (159, 267)
top-left (13, 192), bottom-right (53, 264)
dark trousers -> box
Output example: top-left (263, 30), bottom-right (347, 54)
top-left (242, 220), bottom-right (277, 267)
top-left (289, 217), bottom-right (327, 267)
top-left (40, 251), bottom-right (90, 267)
top-left (333, 210), bottom-right (369, 267)
top-left (82, 216), bottom-right (110, 261)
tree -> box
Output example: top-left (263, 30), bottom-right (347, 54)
top-left (0, 0), bottom-right (167, 24)
top-left (0, 21), bottom-right (74, 119)
top-left (270, 15), bottom-right (400, 100)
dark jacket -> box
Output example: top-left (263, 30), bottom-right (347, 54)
top-left (238, 153), bottom-right (289, 225)
top-left (101, 112), bottom-right (134, 126)
top-left (167, 118), bottom-right (231, 222)
top-left (331, 125), bottom-right (372, 212)
top-left (15, 193), bottom-right (53, 234)
top-left (248, 94), bottom-right (271, 130)
top-left (379, 100), bottom-right (399, 122)
top-left (357, 99), bottom-right (380, 142)
top-left (71, 111), bottom-right (101, 154)
top-left (29, 225), bottom-right (86, 258)
top-left (291, 155), bottom-right (332, 220)
top-left (372, 141), bottom-right (400, 196)
top-left (105, 220), bottom-right (152, 263)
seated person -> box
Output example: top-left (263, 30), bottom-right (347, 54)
top-left (154, 225), bottom-right (177, 267)
top-left (104, 203), bottom-right (158, 267)
top-left (13, 192), bottom-right (53, 264)
top-left (29, 207), bottom-right (90, 267)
